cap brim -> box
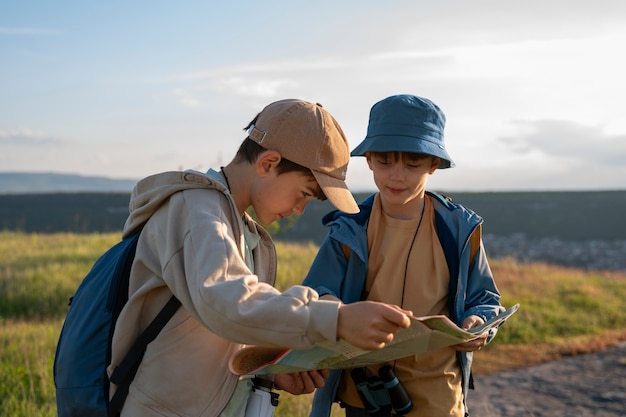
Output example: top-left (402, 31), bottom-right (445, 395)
top-left (311, 171), bottom-right (359, 214)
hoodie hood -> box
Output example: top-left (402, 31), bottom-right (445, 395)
top-left (122, 170), bottom-right (230, 238)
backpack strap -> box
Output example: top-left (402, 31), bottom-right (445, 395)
top-left (108, 295), bottom-right (182, 416)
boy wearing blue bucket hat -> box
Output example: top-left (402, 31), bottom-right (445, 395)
top-left (303, 95), bottom-right (504, 417)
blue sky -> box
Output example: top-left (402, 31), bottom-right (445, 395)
top-left (1, 0), bottom-right (625, 192)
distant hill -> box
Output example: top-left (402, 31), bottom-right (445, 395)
top-left (0, 172), bottom-right (138, 194)
top-left (1, 188), bottom-right (624, 241)
top-left (2, 188), bottom-right (625, 271)
top-left (279, 190), bottom-right (626, 243)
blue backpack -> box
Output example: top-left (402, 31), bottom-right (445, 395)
top-left (53, 231), bottom-right (181, 417)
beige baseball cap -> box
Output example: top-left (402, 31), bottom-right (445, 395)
top-left (248, 99), bottom-right (359, 214)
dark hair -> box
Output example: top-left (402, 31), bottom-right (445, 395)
top-left (370, 151), bottom-right (435, 163)
top-left (239, 115), bottom-right (313, 177)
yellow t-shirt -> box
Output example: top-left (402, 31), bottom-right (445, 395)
top-left (337, 195), bottom-right (464, 417)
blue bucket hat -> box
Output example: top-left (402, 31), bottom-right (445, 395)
top-left (351, 94), bottom-right (455, 169)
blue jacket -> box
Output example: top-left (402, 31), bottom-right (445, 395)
top-left (302, 192), bottom-right (505, 417)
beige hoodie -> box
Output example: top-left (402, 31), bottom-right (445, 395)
top-left (108, 170), bottom-right (339, 417)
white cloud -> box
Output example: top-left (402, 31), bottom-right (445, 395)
top-left (218, 77), bottom-right (299, 98)
top-left (500, 120), bottom-right (626, 166)
top-left (173, 88), bottom-right (202, 108)
top-left (0, 128), bottom-right (60, 145)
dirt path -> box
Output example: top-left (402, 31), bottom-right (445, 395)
top-left (467, 341), bottom-right (626, 417)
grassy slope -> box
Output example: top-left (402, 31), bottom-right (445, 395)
top-left (1, 232), bottom-right (625, 416)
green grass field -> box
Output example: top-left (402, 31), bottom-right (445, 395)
top-left (1, 231), bottom-right (625, 416)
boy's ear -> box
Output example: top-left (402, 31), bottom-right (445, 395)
top-left (429, 157), bottom-right (441, 173)
top-left (255, 150), bottom-right (282, 176)
top-left (365, 153), bottom-right (374, 171)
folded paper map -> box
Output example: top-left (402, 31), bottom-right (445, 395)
top-left (229, 303), bottom-right (519, 375)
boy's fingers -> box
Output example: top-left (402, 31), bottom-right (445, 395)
top-left (337, 302), bottom-right (415, 350)
top-left (297, 372), bottom-right (316, 392)
top-left (461, 315), bottom-right (485, 330)
top-left (305, 370), bottom-right (327, 388)
top-left (381, 305), bottom-right (412, 328)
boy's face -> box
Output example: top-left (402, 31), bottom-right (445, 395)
top-left (366, 151), bottom-right (439, 217)
top-left (250, 169), bottom-right (322, 225)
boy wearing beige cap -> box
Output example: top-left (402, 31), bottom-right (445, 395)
top-left (106, 99), bottom-right (412, 417)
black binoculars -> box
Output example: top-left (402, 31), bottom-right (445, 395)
top-left (351, 365), bottom-right (413, 415)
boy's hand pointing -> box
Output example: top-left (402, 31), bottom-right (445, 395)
top-left (337, 301), bottom-right (412, 350)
